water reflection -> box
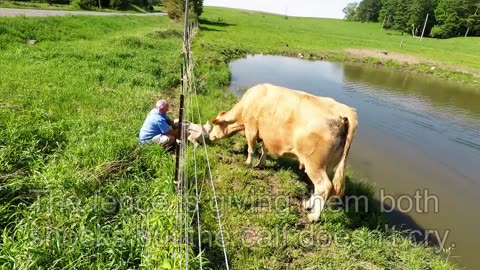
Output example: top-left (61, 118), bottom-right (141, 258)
top-left (342, 64), bottom-right (480, 120)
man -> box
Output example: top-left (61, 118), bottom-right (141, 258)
top-left (139, 99), bottom-right (178, 149)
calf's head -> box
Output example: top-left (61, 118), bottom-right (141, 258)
top-left (202, 121), bottom-right (212, 135)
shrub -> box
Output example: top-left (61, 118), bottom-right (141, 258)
top-left (110, 0), bottom-right (129, 9)
top-left (71, 0), bottom-right (95, 9)
top-left (163, 0), bottom-right (203, 20)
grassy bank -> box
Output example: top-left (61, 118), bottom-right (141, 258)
top-left (0, 10), bottom-right (459, 270)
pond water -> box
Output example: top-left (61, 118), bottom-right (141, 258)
top-left (227, 54), bottom-right (480, 269)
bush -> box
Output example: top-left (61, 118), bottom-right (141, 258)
top-left (163, 0), bottom-right (203, 20)
top-left (110, 0), bottom-right (128, 9)
top-left (71, 0), bottom-right (95, 9)
top-left (430, 23), bottom-right (457, 39)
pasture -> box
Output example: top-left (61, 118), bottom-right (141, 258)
top-left (195, 7), bottom-right (480, 87)
top-left (0, 6), bottom-right (470, 269)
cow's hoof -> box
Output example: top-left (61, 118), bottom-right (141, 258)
top-left (245, 161), bottom-right (254, 168)
top-left (303, 199), bottom-right (313, 210)
top-left (307, 213), bottom-right (320, 223)
top-left (254, 162), bottom-right (265, 169)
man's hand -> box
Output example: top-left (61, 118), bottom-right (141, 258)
top-left (172, 118), bottom-right (180, 129)
top-left (166, 128), bottom-right (179, 138)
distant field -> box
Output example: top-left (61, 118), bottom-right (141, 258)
top-left (195, 7), bottom-right (480, 84)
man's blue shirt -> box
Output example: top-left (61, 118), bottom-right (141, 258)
top-left (139, 109), bottom-right (171, 142)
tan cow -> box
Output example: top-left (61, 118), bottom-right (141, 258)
top-left (209, 83), bottom-right (358, 222)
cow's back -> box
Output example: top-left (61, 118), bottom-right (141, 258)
top-left (237, 84), bottom-right (353, 158)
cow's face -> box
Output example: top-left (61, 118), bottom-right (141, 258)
top-left (209, 112), bottom-right (229, 141)
top-left (210, 112), bottom-right (245, 141)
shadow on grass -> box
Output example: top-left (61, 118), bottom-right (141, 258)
top-left (0, 176), bottom-right (43, 236)
top-left (198, 18), bottom-right (236, 28)
top-left (266, 154), bottom-right (440, 246)
top-left (199, 25), bottom-right (225, 32)
top-left (205, 141), bottom-right (443, 268)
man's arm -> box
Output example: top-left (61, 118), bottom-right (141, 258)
top-left (166, 128), bottom-right (178, 137)
top-left (165, 115), bottom-right (179, 129)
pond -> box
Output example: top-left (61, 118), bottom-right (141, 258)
top-left (227, 54), bottom-right (480, 270)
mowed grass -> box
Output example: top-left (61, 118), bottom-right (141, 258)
top-left (0, 9), bottom-right (460, 270)
top-left (195, 7), bottom-right (480, 85)
top-left (0, 15), bottom-right (186, 268)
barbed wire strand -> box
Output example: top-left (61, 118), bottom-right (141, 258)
top-left (190, 57), bottom-right (230, 270)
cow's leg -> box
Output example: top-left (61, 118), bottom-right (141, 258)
top-left (304, 167), bottom-right (332, 222)
top-left (255, 144), bottom-right (267, 169)
top-left (299, 162), bottom-right (305, 170)
top-left (244, 128), bottom-right (258, 167)
top-left (188, 134), bottom-right (198, 148)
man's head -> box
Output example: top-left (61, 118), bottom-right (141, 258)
top-left (156, 99), bottom-right (169, 114)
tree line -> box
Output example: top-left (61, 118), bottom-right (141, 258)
top-left (11, 0), bottom-right (203, 18)
top-left (343, 0), bottom-right (480, 38)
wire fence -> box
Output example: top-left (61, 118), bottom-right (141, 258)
top-left (172, 5), bottom-right (229, 269)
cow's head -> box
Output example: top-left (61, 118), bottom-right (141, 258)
top-left (209, 111), bottom-right (244, 141)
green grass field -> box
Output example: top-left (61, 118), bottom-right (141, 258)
top-left (0, 15), bottom-right (185, 268)
top-left (0, 6), bottom-right (469, 269)
top-left (195, 8), bottom-right (480, 86)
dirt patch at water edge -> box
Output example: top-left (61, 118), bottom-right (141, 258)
top-left (344, 48), bottom-right (480, 77)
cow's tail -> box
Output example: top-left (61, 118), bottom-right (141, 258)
top-left (331, 110), bottom-right (358, 198)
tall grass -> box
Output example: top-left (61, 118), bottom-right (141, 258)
top-left (0, 15), bottom-right (183, 268)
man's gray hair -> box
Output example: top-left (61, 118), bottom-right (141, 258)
top-left (156, 99), bottom-right (168, 110)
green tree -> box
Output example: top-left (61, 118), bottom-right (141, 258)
top-left (342, 2), bottom-right (359, 21)
top-left (163, 0), bottom-right (203, 20)
top-left (380, 0), bottom-right (436, 35)
top-left (356, 0), bottom-right (382, 22)
top-left (379, 0), bottom-right (396, 28)
top-left (407, 0), bottom-right (437, 36)
top-left (379, 0), bottom-right (409, 31)
top-left (392, 0), bottom-right (410, 33)
top-left (431, 0), bottom-right (479, 38)
top-left (71, 0), bottom-right (95, 9)
top-left (464, 2), bottom-right (479, 36)
top-left (110, 0), bottom-right (128, 9)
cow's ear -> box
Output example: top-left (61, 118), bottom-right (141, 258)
top-left (212, 118), bottom-right (221, 125)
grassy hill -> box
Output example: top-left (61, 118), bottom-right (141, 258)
top-left (0, 7), bottom-right (468, 269)
top-left (195, 7), bottom-right (479, 86)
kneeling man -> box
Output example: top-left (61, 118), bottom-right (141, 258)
top-left (139, 99), bottom-right (178, 149)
